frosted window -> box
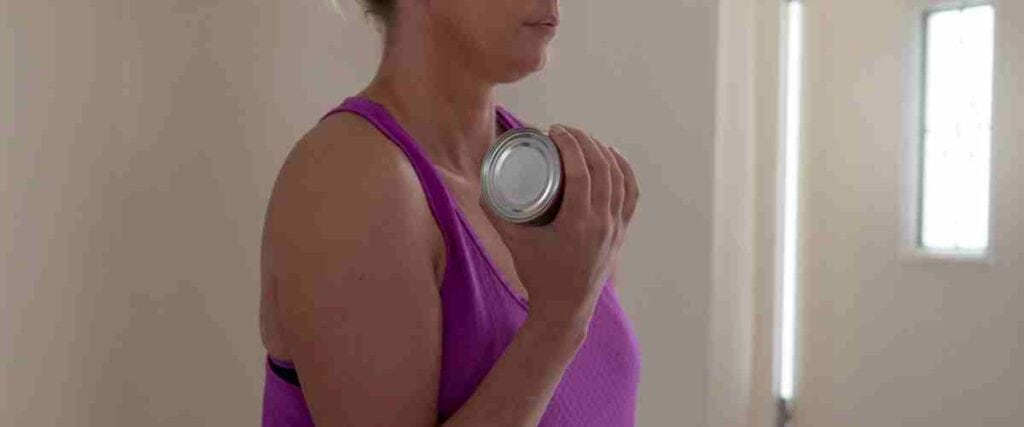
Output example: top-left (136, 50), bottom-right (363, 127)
top-left (920, 5), bottom-right (994, 253)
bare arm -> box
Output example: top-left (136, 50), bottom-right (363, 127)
top-left (264, 117), bottom-right (588, 427)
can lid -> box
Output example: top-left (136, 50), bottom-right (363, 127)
top-left (481, 128), bottom-right (563, 224)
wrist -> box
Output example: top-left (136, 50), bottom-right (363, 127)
top-left (525, 308), bottom-right (593, 346)
top-left (528, 294), bottom-right (597, 327)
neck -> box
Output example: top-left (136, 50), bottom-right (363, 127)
top-left (359, 25), bottom-right (498, 179)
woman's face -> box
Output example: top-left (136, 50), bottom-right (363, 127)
top-left (425, 0), bottom-right (560, 83)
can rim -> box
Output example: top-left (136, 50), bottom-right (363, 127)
top-left (481, 128), bottom-right (562, 224)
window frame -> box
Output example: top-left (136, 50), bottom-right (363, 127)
top-left (908, 0), bottom-right (997, 263)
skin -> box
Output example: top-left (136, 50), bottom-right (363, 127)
top-left (259, 0), bottom-right (640, 425)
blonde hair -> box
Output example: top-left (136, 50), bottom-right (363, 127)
top-left (328, 0), bottom-right (394, 24)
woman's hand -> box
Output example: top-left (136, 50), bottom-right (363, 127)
top-left (481, 125), bottom-right (640, 327)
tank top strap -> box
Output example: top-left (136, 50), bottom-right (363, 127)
top-left (496, 105), bottom-right (526, 130)
top-left (320, 97), bottom-right (465, 257)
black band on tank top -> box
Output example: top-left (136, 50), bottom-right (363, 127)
top-left (269, 358), bottom-right (301, 387)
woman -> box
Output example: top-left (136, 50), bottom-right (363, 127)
top-left (259, 0), bottom-right (642, 425)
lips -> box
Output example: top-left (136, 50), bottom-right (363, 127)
top-left (526, 16), bottom-right (559, 27)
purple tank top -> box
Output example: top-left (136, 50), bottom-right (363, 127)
top-left (261, 97), bottom-right (642, 426)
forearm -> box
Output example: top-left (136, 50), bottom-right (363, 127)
top-left (440, 313), bottom-right (590, 427)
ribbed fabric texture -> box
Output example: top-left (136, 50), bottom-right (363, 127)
top-left (261, 97), bottom-right (642, 426)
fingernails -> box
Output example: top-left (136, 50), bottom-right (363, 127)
top-left (549, 124), bottom-right (568, 135)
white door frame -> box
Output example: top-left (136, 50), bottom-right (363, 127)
top-left (708, 0), bottom-right (790, 426)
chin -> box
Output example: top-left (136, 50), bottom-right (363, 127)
top-left (491, 50), bottom-right (549, 84)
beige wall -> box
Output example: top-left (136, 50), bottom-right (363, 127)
top-left (795, 0), bottom-right (1024, 425)
top-left (2, 1), bottom-right (719, 425)
top-left (707, 0), bottom-right (759, 425)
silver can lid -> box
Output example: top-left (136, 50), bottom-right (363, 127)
top-left (481, 128), bottom-right (563, 224)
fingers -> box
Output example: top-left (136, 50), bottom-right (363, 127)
top-left (608, 146), bottom-right (639, 225)
top-left (588, 135), bottom-right (624, 250)
top-left (598, 140), bottom-right (625, 223)
top-left (548, 125), bottom-right (589, 220)
top-left (564, 126), bottom-right (611, 214)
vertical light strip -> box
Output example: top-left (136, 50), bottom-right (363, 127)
top-left (779, 0), bottom-right (803, 402)
top-left (920, 5), bottom-right (994, 253)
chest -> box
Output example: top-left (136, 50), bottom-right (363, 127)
top-left (438, 177), bottom-right (530, 303)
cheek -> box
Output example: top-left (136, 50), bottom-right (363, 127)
top-left (469, 15), bottom-right (514, 47)
top-left (483, 34), bottom-right (551, 82)
top-left (443, 9), bottom-right (550, 79)
top-left (461, 21), bottom-right (520, 61)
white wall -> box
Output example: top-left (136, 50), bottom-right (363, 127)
top-left (795, 0), bottom-right (1024, 425)
top-left (2, 0), bottom-right (720, 425)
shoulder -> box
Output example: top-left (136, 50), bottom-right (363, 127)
top-left (277, 113), bottom-right (415, 196)
top-left (262, 112), bottom-right (443, 282)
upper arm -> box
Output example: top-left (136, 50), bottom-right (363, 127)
top-left (263, 116), bottom-right (443, 426)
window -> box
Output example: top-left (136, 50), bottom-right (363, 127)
top-left (919, 4), bottom-right (995, 254)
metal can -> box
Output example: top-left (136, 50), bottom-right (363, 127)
top-left (481, 127), bottom-right (564, 226)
